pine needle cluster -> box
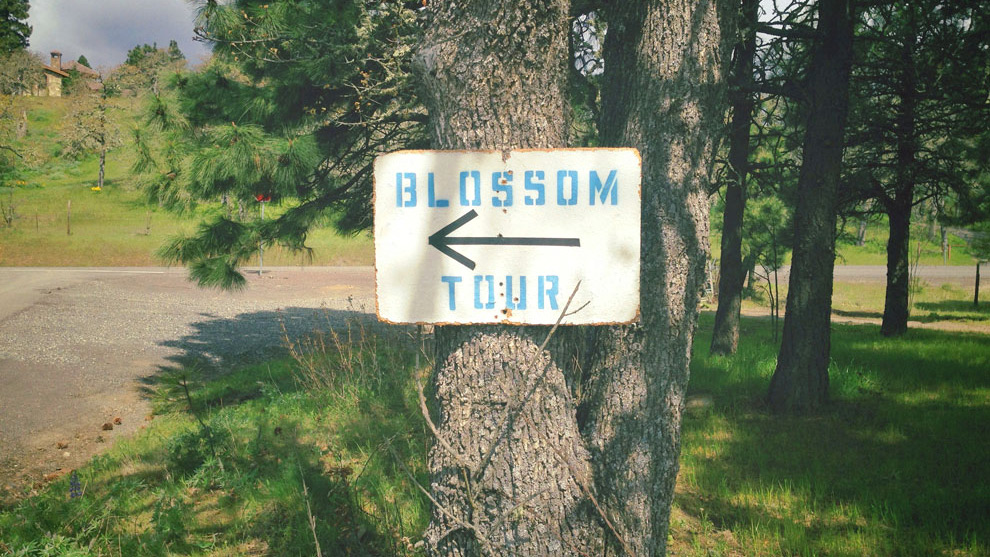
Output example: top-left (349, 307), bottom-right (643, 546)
top-left (134, 0), bottom-right (427, 288)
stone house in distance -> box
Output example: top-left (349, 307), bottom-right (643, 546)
top-left (39, 51), bottom-right (99, 96)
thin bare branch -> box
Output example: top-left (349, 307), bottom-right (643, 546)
top-left (474, 281), bottom-right (583, 482)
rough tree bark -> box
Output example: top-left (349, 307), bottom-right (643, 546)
top-left (768, 0), bottom-right (855, 413)
top-left (711, 0), bottom-right (759, 356)
top-left (413, 0), bottom-right (731, 553)
top-left (585, 0), bottom-right (731, 554)
top-left (413, 1), bottom-right (600, 554)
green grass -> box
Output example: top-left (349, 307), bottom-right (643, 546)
top-left (0, 318), bottom-right (429, 556)
top-left (674, 314), bottom-right (990, 555)
top-left (735, 274), bottom-right (990, 329)
top-left (829, 281), bottom-right (990, 325)
top-left (836, 220), bottom-right (976, 266)
top-left (0, 95), bottom-right (373, 267)
top-left (709, 215), bottom-right (979, 267)
top-left (2, 309), bottom-right (987, 555)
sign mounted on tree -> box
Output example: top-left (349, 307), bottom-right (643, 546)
top-left (374, 149), bottom-right (641, 325)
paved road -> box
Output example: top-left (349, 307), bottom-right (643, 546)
top-left (0, 266), bottom-right (375, 497)
top-left (771, 263), bottom-right (985, 286)
top-left (831, 264), bottom-right (984, 286)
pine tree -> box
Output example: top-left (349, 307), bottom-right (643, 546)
top-left (0, 0), bottom-right (30, 54)
top-left (166, 40), bottom-right (183, 62)
top-left (137, 0), bottom-right (426, 288)
top-left (843, 1), bottom-right (990, 336)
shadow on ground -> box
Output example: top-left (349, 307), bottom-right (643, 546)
top-left (139, 306), bottom-right (389, 389)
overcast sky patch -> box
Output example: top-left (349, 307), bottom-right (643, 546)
top-left (28, 0), bottom-right (212, 70)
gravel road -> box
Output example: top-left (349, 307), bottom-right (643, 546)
top-left (0, 266), bottom-right (375, 499)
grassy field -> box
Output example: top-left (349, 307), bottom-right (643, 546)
top-left (707, 218), bottom-right (979, 268)
top-left (835, 221), bottom-right (977, 266)
top-left (3, 95), bottom-right (983, 270)
top-left (1, 307), bottom-right (987, 555)
top-left (0, 96), bottom-right (373, 268)
top-left (726, 270), bottom-right (990, 333)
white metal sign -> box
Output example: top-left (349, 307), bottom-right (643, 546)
top-left (374, 149), bottom-right (641, 325)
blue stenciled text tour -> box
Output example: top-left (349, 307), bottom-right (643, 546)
top-left (441, 275), bottom-right (561, 312)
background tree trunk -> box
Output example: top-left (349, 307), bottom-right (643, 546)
top-left (881, 193), bottom-right (912, 336)
top-left (768, 0), bottom-right (854, 413)
top-left (975, 262), bottom-right (981, 308)
top-left (880, 17), bottom-right (918, 337)
top-left (857, 217), bottom-right (868, 246)
top-left (585, 0), bottom-right (732, 553)
top-left (98, 149), bottom-right (106, 190)
top-left (711, 0), bottom-right (759, 356)
top-left (414, 1), bottom-right (600, 554)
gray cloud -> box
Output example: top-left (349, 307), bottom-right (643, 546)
top-left (29, 0), bottom-right (212, 70)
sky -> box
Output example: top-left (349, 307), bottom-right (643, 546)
top-left (27, 0), bottom-right (213, 71)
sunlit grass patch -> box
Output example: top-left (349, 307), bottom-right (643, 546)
top-left (673, 314), bottom-right (990, 556)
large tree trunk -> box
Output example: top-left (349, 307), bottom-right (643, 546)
top-left (768, 0), bottom-right (854, 413)
top-left (414, 1), bottom-right (600, 554)
top-left (585, 0), bottom-right (731, 553)
top-left (414, 0), bottom-right (731, 554)
top-left (711, 0), bottom-right (759, 356)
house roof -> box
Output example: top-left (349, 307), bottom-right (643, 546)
top-left (61, 60), bottom-right (99, 78)
top-left (42, 64), bottom-right (70, 78)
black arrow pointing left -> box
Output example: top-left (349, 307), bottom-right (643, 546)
top-left (428, 209), bottom-right (581, 270)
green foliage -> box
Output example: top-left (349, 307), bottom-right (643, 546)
top-left (742, 196), bottom-right (791, 272)
top-left (0, 49), bottom-right (42, 94)
top-left (166, 40), bottom-right (184, 62)
top-left (166, 423), bottom-right (230, 475)
top-left (113, 41), bottom-right (188, 95)
top-left (126, 40), bottom-right (183, 67)
top-left (0, 0), bottom-right (30, 54)
top-left (125, 43), bottom-right (160, 66)
top-left (971, 222), bottom-right (990, 263)
top-left (675, 313), bottom-right (990, 555)
top-left (843, 2), bottom-right (990, 219)
top-left (135, 0), bottom-right (426, 287)
top-left (151, 489), bottom-right (190, 544)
